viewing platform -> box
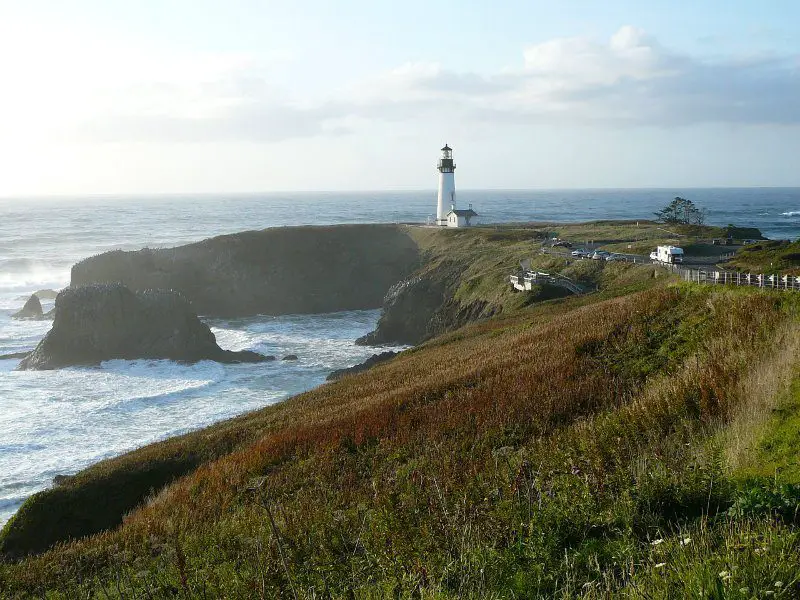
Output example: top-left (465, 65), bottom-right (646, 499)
top-left (510, 271), bottom-right (584, 295)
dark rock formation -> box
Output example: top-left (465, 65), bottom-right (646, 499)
top-left (0, 352), bottom-right (29, 360)
top-left (326, 351), bottom-right (398, 381)
top-left (18, 284), bottom-right (272, 370)
top-left (282, 354), bottom-right (298, 361)
top-left (357, 259), bottom-right (517, 347)
top-left (356, 272), bottom-right (452, 346)
top-left (356, 259), bottom-right (481, 346)
top-left (12, 294), bottom-right (44, 320)
top-left (427, 298), bottom-right (499, 339)
top-left (71, 225), bottom-right (421, 318)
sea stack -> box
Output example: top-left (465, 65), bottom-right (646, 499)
top-left (12, 294), bottom-right (44, 320)
top-left (18, 284), bottom-right (271, 370)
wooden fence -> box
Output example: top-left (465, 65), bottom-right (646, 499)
top-left (662, 263), bottom-right (800, 292)
top-left (512, 262), bottom-right (800, 296)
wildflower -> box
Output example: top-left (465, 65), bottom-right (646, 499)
top-left (655, 562), bottom-right (666, 568)
top-left (718, 571), bottom-right (729, 578)
top-left (765, 591), bottom-right (775, 597)
top-left (739, 588), bottom-right (749, 594)
top-left (651, 539), bottom-right (664, 546)
top-left (774, 581), bottom-right (784, 588)
top-left (680, 537), bottom-right (692, 546)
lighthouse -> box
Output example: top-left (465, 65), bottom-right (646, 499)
top-left (436, 144), bottom-right (456, 226)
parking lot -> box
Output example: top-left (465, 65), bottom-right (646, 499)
top-left (541, 241), bottom-right (738, 268)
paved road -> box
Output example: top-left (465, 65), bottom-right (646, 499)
top-left (539, 246), bottom-right (733, 268)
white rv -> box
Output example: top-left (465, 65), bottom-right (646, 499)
top-left (650, 245), bottom-right (684, 264)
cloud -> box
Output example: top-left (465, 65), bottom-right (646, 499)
top-left (350, 25), bottom-right (800, 127)
top-left (6, 23), bottom-right (797, 146)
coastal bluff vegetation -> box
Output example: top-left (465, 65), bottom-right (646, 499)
top-left (4, 221), bottom-right (800, 597)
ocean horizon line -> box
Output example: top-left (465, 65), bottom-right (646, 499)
top-left (3, 185), bottom-right (800, 202)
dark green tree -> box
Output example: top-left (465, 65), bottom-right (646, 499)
top-left (655, 197), bottom-right (706, 225)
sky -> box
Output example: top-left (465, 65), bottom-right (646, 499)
top-left (0, 0), bottom-right (799, 195)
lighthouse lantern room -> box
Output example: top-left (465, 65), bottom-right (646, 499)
top-left (436, 144), bottom-right (456, 226)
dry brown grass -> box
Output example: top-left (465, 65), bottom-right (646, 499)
top-left (2, 285), bottom-right (799, 598)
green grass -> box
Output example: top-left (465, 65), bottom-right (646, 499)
top-left (738, 376), bottom-right (800, 483)
top-left (4, 217), bottom-right (799, 599)
top-left (725, 240), bottom-right (800, 275)
top-left (3, 285), bottom-right (800, 598)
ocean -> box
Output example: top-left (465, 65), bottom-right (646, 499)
top-left (1, 188), bottom-right (799, 526)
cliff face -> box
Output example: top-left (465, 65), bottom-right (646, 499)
top-left (19, 284), bottom-right (270, 370)
top-left (356, 263), bottom-right (512, 346)
top-left (357, 227), bottom-right (550, 346)
top-left (71, 225), bottom-right (421, 318)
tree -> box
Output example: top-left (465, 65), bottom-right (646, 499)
top-left (655, 197), bottom-right (706, 225)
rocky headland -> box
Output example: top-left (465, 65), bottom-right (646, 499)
top-left (69, 224), bottom-right (540, 347)
top-left (3, 220), bottom-right (768, 567)
top-left (18, 284), bottom-right (272, 370)
top-left (71, 225), bottom-right (421, 318)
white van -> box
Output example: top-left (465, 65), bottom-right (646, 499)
top-left (649, 245), bottom-right (684, 264)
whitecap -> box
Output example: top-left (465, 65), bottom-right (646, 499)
top-left (781, 211), bottom-right (800, 217)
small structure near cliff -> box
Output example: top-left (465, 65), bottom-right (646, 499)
top-left (18, 284), bottom-right (271, 370)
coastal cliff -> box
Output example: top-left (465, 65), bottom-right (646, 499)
top-left (71, 225), bottom-right (421, 318)
top-left (70, 224), bottom-right (545, 346)
top-left (2, 220), bottom-right (777, 574)
top-left (358, 228), bottom-right (565, 345)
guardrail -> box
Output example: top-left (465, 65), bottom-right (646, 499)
top-left (520, 249), bottom-right (800, 295)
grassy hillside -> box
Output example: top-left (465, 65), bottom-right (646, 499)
top-left (3, 282), bottom-right (800, 598)
top-left (0, 226), bottom-right (666, 560)
top-left (724, 240), bottom-right (800, 275)
top-left (360, 224), bottom-right (679, 345)
top-left (499, 220), bottom-right (766, 261)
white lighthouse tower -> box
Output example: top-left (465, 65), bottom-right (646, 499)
top-left (436, 144), bottom-right (456, 226)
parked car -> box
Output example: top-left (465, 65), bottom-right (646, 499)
top-left (571, 248), bottom-right (589, 257)
top-left (605, 253), bottom-right (626, 262)
top-left (591, 250), bottom-right (610, 260)
top-left (553, 240), bottom-right (573, 248)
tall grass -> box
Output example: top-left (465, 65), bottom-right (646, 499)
top-left (2, 285), bottom-right (799, 598)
